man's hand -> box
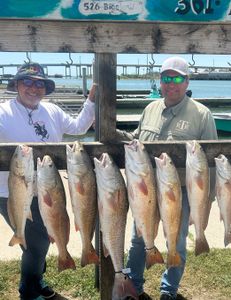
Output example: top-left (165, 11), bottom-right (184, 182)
top-left (88, 83), bottom-right (98, 102)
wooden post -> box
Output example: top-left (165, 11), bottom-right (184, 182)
top-left (94, 53), bottom-right (117, 143)
top-left (82, 67), bottom-right (88, 98)
top-left (94, 53), bottom-right (117, 299)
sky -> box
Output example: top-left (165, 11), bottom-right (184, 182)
top-left (0, 52), bottom-right (230, 76)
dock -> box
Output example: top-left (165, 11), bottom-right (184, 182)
top-left (49, 96), bottom-right (231, 115)
top-left (116, 114), bottom-right (140, 129)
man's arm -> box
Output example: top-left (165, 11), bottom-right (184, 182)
top-left (114, 129), bottom-right (138, 141)
top-left (201, 111), bottom-right (218, 140)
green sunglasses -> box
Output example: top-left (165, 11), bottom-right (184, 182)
top-left (161, 75), bottom-right (186, 84)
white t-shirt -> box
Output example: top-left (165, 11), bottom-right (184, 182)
top-left (0, 98), bottom-right (95, 197)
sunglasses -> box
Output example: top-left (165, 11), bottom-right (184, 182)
top-left (161, 75), bottom-right (186, 84)
top-left (21, 78), bottom-right (45, 88)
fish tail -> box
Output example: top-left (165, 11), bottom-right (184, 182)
top-left (112, 274), bottom-right (138, 300)
top-left (9, 234), bottom-right (27, 250)
top-left (167, 252), bottom-right (181, 268)
top-left (224, 232), bottom-right (231, 247)
top-left (81, 244), bottom-right (99, 267)
top-left (195, 237), bottom-right (210, 256)
top-left (58, 252), bottom-right (76, 272)
top-left (146, 246), bottom-right (164, 269)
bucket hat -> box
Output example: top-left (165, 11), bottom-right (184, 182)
top-left (160, 57), bottom-right (189, 76)
top-left (7, 62), bottom-right (55, 95)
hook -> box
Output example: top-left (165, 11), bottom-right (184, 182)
top-left (189, 54), bottom-right (195, 66)
top-left (147, 54), bottom-right (156, 74)
top-left (227, 61), bottom-right (231, 67)
top-left (149, 54), bottom-right (156, 67)
top-left (24, 52), bottom-right (31, 64)
top-left (66, 53), bottom-right (73, 65)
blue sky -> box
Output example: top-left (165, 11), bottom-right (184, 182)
top-left (0, 52), bottom-right (230, 76)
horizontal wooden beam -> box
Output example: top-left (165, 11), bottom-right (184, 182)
top-left (0, 20), bottom-right (231, 54)
top-left (0, 140), bottom-right (230, 171)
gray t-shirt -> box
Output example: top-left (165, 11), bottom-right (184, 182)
top-left (117, 95), bottom-right (217, 142)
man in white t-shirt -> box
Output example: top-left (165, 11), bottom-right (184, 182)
top-left (0, 62), bottom-right (96, 300)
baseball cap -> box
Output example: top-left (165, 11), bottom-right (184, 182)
top-left (7, 62), bottom-right (55, 95)
top-left (160, 57), bottom-right (189, 76)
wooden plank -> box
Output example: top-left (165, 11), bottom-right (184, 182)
top-left (0, 20), bottom-right (231, 54)
top-left (0, 140), bottom-right (231, 170)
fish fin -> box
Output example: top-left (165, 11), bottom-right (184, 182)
top-left (162, 226), bottom-right (167, 239)
top-left (136, 225), bottom-right (142, 238)
top-left (98, 200), bottom-right (103, 218)
top-left (7, 201), bottom-right (16, 229)
top-left (103, 243), bottom-right (109, 258)
top-left (49, 235), bottom-right (55, 244)
top-left (195, 237), bottom-right (210, 256)
top-left (9, 234), bottom-right (27, 250)
top-left (153, 210), bottom-right (160, 240)
top-left (112, 273), bottom-right (139, 300)
top-left (75, 223), bottom-right (80, 232)
top-left (27, 210), bottom-right (33, 222)
top-left (166, 189), bottom-right (176, 202)
top-left (195, 175), bottom-right (204, 190)
top-left (43, 192), bottom-right (53, 207)
top-left (146, 246), bottom-right (164, 269)
top-left (216, 185), bottom-right (221, 199)
top-left (75, 181), bottom-right (85, 195)
top-left (187, 179), bottom-right (192, 194)
top-left (137, 179), bottom-right (148, 196)
top-left (202, 201), bottom-right (211, 231)
top-left (189, 214), bottom-right (194, 225)
top-left (220, 212), bottom-right (223, 222)
top-left (81, 244), bottom-right (99, 267)
top-left (167, 251), bottom-right (181, 268)
top-left (226, 181), bottom-right (231, 194)
top-left (128, 185), bottom-right (134, 201)
top-left (224, 231), bottom-right (231, 247)
top-left (58, 252), bottom-right (76, 272)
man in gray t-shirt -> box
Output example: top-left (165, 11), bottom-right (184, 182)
top-left (119, 57), bottom-right (217, 300)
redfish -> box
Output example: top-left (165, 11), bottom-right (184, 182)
top-left (37, 155), bottom-right (76, 272)
top-left (94, 153), bottom-right (138, 300)
top-left (186, 140), bottom-right (210, 256)
top-left (66, 141), bottom-right (99, 267)
top-left (215, 154), bottom-right (231, 246)
top-left (124, 139), bottom-right (164, 269)
top-left (8, 144), bottom-right (34, 250)
top-left (155, 152), bottom-right (182, 268)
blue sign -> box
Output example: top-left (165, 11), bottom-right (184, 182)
top-left (0, 0), bottom-right (230, 22)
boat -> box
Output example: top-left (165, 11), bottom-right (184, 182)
top-left (213, 113), bottom-right (231, 133)
top-left (147, 79), bottom-right (161, 99)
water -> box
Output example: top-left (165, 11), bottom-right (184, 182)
top-left (52, 77), bottom-right (231, 98)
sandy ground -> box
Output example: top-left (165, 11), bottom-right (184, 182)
top-left (0, 171), bottom-right (230, 261)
